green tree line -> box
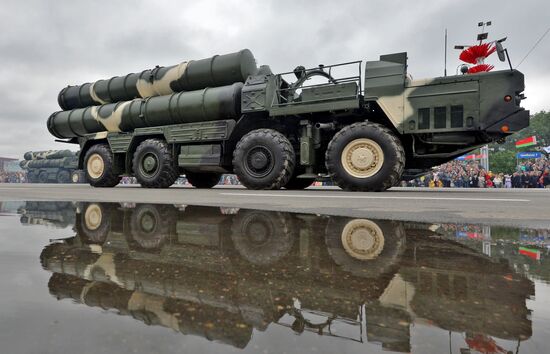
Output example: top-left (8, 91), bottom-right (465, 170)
top-left (488, 111), bottom-right (549, 173)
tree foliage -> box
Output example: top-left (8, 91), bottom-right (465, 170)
top-left (487, 111), bottom-right (549, 172)
top-left (491, 111), bottom-right (550, 151)
top-left (489, 150), bottom-right (517, 173)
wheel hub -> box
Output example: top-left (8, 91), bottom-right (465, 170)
top-left (245, 146), bottom-right (274, 178)
top-left (341, 219), bottom-right (384, 260)
top-left (350, 147), bottom-right (374, 169)
top-left (247, 222), bottom-right (269, 244)
top-left (250, 151), bottom-right (269, 169)
top-left (140, 212), bottom-right (156, 233)
top-left (87, 154), bottom-right (104, 179)
top-left (84, 204), bottom-right (102, 231)
top-left (341, 138), bottom-right (384, 178)
top-left (142, 154), bottom-right (158, 173)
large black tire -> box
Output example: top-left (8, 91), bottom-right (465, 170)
top-left (325, 217), bottom-right (406, 278)
top-left (325, 122), bottom-right (405, 191)
top-left (233, 129), bottom-right (295, 190)
top-left (56, 169), bottom-right (71, 183)
top-left (132, 139), bottom-right (179, 188)
top-left (185, 172), bottom-right (221, 189)
top-left (231, 210), bottom-right (295, 265)
top-left (84, 144), bottom-right (121, 187)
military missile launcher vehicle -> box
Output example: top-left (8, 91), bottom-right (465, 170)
top-left (48, 44), bottom-right (528, 191)
top-left (19, 150), bottom-right (86, 183)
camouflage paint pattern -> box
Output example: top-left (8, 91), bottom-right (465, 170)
top-left (48, 83), bottom-right (243, 138)
top-left (57, 49), bottom-right (257, 110)
top-left (45, 49), bottom-right (529, 181)
top-left (23, 149), bottom-right (74, 160)
top-left (362, 53), bottom-right (528, 135)
top-left (20, 156), bottom-right (78, 169)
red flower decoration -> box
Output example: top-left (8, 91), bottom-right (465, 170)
top-left (459, 43), bottom-right (496, 64)
top-left (467, 64), bottom-right (495, 73)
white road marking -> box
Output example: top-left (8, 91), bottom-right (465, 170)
top-left (220, 192), bottom-right (530, 203)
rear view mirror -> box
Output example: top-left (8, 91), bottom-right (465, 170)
top-left (495, 41), bottom-right (506, 62)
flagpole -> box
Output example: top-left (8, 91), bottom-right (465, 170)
top-left (480, 145), bottom-right (489, 170)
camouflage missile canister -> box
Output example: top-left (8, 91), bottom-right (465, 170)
top-left (20, 156), bottom-right (77, 169)
top-left (23, 150), bottom-right (74, 160)
top-left (57, 49), bottom-right (257, 110)
top-left (48, 83), bottom-right (243, 138)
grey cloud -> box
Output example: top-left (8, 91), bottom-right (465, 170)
top-left (0, 0), bottom-right (547, 158)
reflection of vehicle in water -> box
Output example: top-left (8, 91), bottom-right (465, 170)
top-left (38, 203), bottom-right (534, 352)
top-left (400, 229), bottom-right (533, 342)
top-left (18, 201), bottom-right (76, 229)
top-left (434, 223), bottom-right (550, 283)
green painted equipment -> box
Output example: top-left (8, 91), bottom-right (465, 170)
top-left (47, 41), bottom-right (529, 191)
top-left (23, 150), bottom-right (74, 160)
top-left (57, 49), bottom-right (257, 110)
top-left (48, 83), bottom-right (242, 138)
top-left (20, 150), bottom-right (83, 183)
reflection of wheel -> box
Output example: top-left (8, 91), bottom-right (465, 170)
top-left (325, 217), bottom-right (405, 277)
top-left (233, 129), bottom-right (295, 190)
top-left (325, 122), bottom-right (405, 191)
top-left (57, 169), bottom-right (71, 183)
top-left (133, 139), bottom-right (178, 188)
top-left (38, 171), bottom-right (49, 183)
top-left (129, 204), bottom-right (172, 249)
top-left (231, 210), bottom-right (295, 265)
top-left (340, 219), bottom-right (386, 260)
top-left (84, 144), bottom-right (121, 187)
top-left (185, 172), bottom-right (221, 188)
top-left (77, 203), bottom-right (111, 244)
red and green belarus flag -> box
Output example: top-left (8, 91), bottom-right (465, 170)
top-left (515, 136), bottom-right (537, 148)
top-left (519, 246), bottom-right (541, 260)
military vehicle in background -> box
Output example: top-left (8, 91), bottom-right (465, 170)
top-left (20, 150), bottom-right (86, 183)
top-left (18, 201), bottom-right (76, 228)
top-left (36, 202), bottom-right (533, 352)
top-left (48, 43), bottom-right (528, 191)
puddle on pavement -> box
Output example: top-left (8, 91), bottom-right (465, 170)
top-left (1, 200), bottom-right (549, 354)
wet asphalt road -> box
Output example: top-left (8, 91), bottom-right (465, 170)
top-left (0, 184), bottom-right (548, 228)
top-left (5, 200), bottom-right (548, 354)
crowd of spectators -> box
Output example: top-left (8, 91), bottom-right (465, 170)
top-left (405, 157), bottom-right (550, 188)
top-left (0, 171), bottom-right (26, 183)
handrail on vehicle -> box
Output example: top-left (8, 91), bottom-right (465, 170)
top-left (272, 60), bottom-right (362, 108)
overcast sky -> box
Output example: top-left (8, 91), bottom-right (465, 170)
top-left (0, 0), bottom-right (548, 158)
